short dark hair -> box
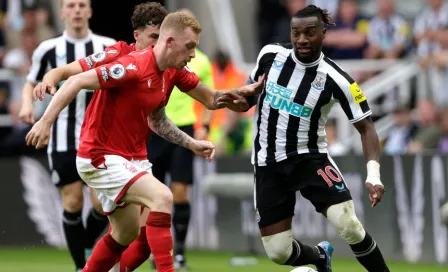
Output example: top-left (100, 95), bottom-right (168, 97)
top-left (293, 5), bottom-right (336, 26)
top-left (131, 2), bottom-right (168, 30)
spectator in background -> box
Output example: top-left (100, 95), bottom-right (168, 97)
top-left (365, 0), bottom-right (410, 60)
top-left (323, 0), bottom-right (369, 61)
top-left (414, 0), bottom-right (448, 68)
top-left (307, 0), bottom-right (339, 18)
top-left (209, 50), bottom-right (248, 156)
top-left (325, 118), bottom-right (348, 156)
top-left (383, 105), bottom-right (418, 155)
top-left (438, 108), bottom-right (448, 153)
top-left (407, 100), bottom-right (443, 153)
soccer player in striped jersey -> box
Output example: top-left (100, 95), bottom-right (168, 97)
top-left (222, 5), bottom-right (390, 272)
top-left (19, 1), bottom-right (115, 271)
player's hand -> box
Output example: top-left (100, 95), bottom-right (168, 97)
top-left (216, 92), bottom-right (250, 112)
top-left (365, 177), bottom-right (385, 208)
top-left (33, 82), bottom-right (57, 101)
top-left (236, 74), bottom-right (265, 96)
top-left (25, 120), bottom-right (52, 149)
top-left (194, 126), bottom-right (208, 141)
top-left (18, 102), bottom-right (35, 124)
top-left (189, 140), bottom-right (215, 162)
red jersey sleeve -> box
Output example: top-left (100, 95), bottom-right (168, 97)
top-left (79, 41), bottom-right (126, 71)
top-left (95, 54), bottom-right (141, 89)
top-left (174, 66), bottom-right (200, 92)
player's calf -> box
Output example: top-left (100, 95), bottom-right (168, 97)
top-left (325, 201), bottom-right (390, 272)
top-left (261, 230), bottom-right (327, 267)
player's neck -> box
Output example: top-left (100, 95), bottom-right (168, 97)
top-left (65, 27), bottom-right (90, 40)
top-left (153, 44), bottom-right (169, 72)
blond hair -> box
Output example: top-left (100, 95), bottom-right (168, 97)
top-left (160, 11), bottom-right (202, 35)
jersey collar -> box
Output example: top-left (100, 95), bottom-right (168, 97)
top-left (63, 30), bottom-right (93, 44)
top-left (291, 51), bottom-right (324, 68)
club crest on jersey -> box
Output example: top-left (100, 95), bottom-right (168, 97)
top-left (311, 75), bottom-right (326, 91)
top-left (109, 64), bottom-right (126, 79)
top-left (92, 52), bottom-right (106, 62)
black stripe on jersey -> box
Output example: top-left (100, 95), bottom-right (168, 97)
top-left (359, 100), bottom-right (370, 113)
top-left (285, 65), bottom-right (318, 158)
top-left (323, 56), bottom-right (355, 84)
top-left (266, 55), bottom-right (295, 162)
top-left (254, 52), bottom-right (277, 165)
top-left (36, 48), bottom-right (56, 81)
top-left (307, 78), bottom-right (333, 152)
top-left (86, 41), bottom-right (94, 56)
top-left (66, 42), bottom-right (77, 151)
top-left (331, 76), bottom-right (354, 120)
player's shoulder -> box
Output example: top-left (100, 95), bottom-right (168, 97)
top-left (258, 43), bottom-right (292, 58)
top-left (321, 56), bottom-right (354, 85)
top-left (33, 33), bottom-right (64, 55)
top-left (91, 32), bottom-right (116, 46)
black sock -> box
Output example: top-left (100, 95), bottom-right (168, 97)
top-left (173, 202), bottom-right (191, 256)
top-left (349, 232), bottom-right (390, 272)
top-left (85, 208), bottom-right (109, 249)
top-left (62, 210), bottom-right (87, 269)
top-left (285, 240), bottom-right (326, 266)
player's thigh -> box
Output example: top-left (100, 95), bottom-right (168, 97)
top-left (147, 133), bottom-right (172, 182)
top-left (169, 125), bottom-right (194, 185)
top-left (297, 153), bottom-right (352, 214)
top-left (255, 163), bottom-right (296, 234)
top-left (139, 207), bottom-right (150, 227)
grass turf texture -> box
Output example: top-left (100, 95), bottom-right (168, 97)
top-left (0, 247), bottom-right (446, 272)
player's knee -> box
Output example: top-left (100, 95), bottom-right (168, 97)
top-left (171, 182), bottom-right (189, 203)
top-left (326, 201), bottom-right (366, 244)
top-left (261, 230), bottom-right (293, 265)
top-left (61, 191), bottom-right (83, 212)
top-left (151, 185), bottom-right (173, 213)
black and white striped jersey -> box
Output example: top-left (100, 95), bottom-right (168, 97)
top-left (27, 30), bottom-right (115, 154)
top-left (249, 43), bottom-right (371, 166)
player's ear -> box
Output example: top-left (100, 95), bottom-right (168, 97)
top-left (322, 28), bottom-right (327, 39)
top-left (166, 36), bottom-right (174, 48)
top-left (87, 7), bottom-right (92, 20)
top-left (133, 30), bottom-right (140, 41)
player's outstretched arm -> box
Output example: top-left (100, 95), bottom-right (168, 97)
top-left (148, 107), bottom-right (215, 161)
top-left (34, 61), bottom-right (84, 101)
top-left (19, 82), bottom-right (37, 124)
top-left (25, 70), bottom-right (100, 149)
top-left (353, 117), bottom-right (385, 208)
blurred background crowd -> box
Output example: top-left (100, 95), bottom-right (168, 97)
top-left (1, 0), bottom-right (448, 157)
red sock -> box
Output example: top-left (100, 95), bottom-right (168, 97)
top-left (120, 226), bottom-right (151, 272)
top-left (82, 233), bottom-right (127, 272)
top-left (146, 212), bottom-right (174, 272)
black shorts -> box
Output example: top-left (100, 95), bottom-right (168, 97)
top-left (147, 125), bottom-right (194, 184)
top-left (254, 153), bottom-right (352, 228)
top-left (48, 151), bottom-right (82, 187)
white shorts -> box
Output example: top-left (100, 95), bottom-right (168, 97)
top-left (76, 155), bottom-right (152, 214)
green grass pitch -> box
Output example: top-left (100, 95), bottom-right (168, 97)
top-left (0, 247), bottom-right (446, 272)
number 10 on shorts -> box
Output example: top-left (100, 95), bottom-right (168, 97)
top-left (317, 166), bottom-right (342, 187)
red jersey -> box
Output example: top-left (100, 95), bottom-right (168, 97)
top-left (77, 46), bottom-right (200, 160)
top-left (79, 41), bottom-right (136, 71)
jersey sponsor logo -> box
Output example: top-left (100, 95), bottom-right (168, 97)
top-left (311, 74), bottom-right (326, 91)
top-left (109, 64), bottom-right (126, 79)
top-left (272, 60), bottom-right (284, 69)
top-left (264, 81), bottom-right (313, 118)
top-left (349, 82), bottom-right (366, 104)
top-left (100, 66), bottom-right (109, 81)
top-left (126, 63), bottom-right (137, 70)
top-left (85, 56), bottom-right (94, 68)
top-left (92, 51), bottom-right (106, 62)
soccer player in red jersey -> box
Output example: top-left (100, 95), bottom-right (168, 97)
top-left (26, 11), bottom-right (262, 272)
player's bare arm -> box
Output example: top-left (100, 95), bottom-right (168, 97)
top-left (19, 82), bottom-right (37, 124)
top-left (354, 116), bottom-right (385, 208)
top-left (34, 61), bottom-right (84, 101)
top-left (148, 107), bottom-right (215, 161)
top-left (26, 69), bottom-right (100, 149)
